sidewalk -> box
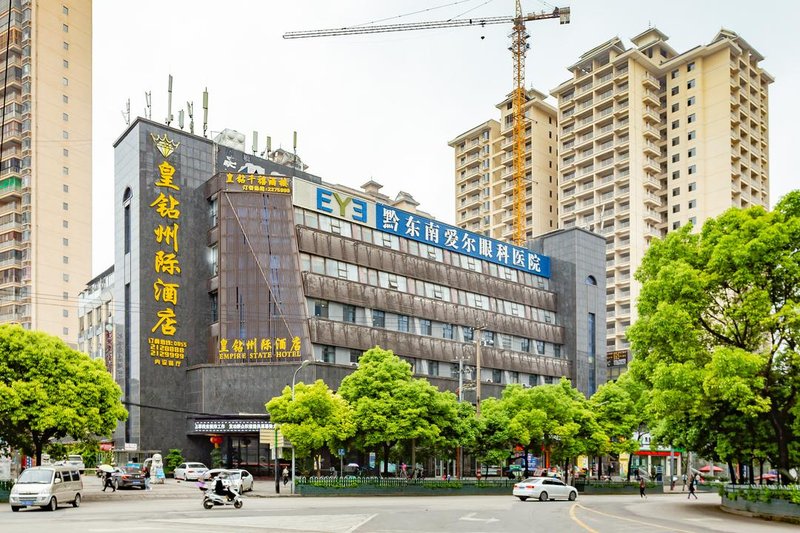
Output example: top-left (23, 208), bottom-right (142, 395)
top-left (82, 474), bottom-right (293, 502)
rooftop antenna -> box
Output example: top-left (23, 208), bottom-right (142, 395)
top-left (145, 91), bottom-right (151, 120)
top-left (178, 109), bottom-right (185, 130)
top-left (121, 98), bottom-right (130, 126)
top-left (260, 135), bottom-right (272, 158)
top-left (293, 131), bottom-right (299, 173)
top-left (202, 87), bottom-right (208, 138)
top-left (165, 74), bottom-right (174, 126)
top-left (186, 101), bottom-right (194, 134)
top-left (252, 131), bottom-right (258, 155)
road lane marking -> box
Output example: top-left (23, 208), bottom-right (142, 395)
top-left (569, 503), bottom-right (600, 533)
top-left (345, 513), bottom-right (377, 533)
top-left (573, 503), bottom-right (696, 533)
top-left (459, 512), bottom-right (499, 523)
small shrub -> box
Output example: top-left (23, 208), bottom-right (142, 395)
top-left (164, 448), bottom-right (184, 474)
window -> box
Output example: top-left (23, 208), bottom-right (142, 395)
top-left (687, 61), bottom-right (696, 72)
top-left (688, 199), bottom-right (696, 209)
top-left (491, 369), bottom-right (502, 384)
top-left (671, 69), bottom-right (679, 79)
top-left (63, 23), bottom-right (69, 32)
top-left (671, 103), bottom-right (679, 112)
top-left (672, 221), bottom-right (681, 230)
top-left (672, 170), bottom-right (680, 180)
top-left (62, 202), bottom-right (68, 210)
top-left (420, 319), bottom-right (432, 336)
top-left (63, 41), bottom-right (69, 50)
top-left (372, 310), bottom-right (385, 328)
top-left (63, 148), bottom-right (69, 157)
top-left (314, 300), bottom-right (329, 318)
top-left (62, 130), bottom-right (69, 139)
top-left (529, 374), bottom-right (539, 386)
top-left (687, 79), bottom-right (696, 89)
top-left (687, 96), bottom-right (695, 106)
top-left (62, 256), bottom-right (68, 264)
top-left (688, 113), bottom-right (696, 123)
top-left (63, 184), bottom-right (68, 193)
top-left (428, 360), bottom-right (439, 377)
top-left (442, 323), bottom-right (454, 340)
top-left (672, 187), bottom-right (680, 197)
top-left (688, 130), bottom-right (696, 141)
top-left (350, 350), bottom-right (361, 364)
top-left (343, 305), bottom-right (356, 323)
top-left (62, 237), bottom-right (68, 245)
top-left (63, 273), bottom-right (69, 281)
top-left (63, 5), bottom-right (69, 14)
top-left (688, 148), bottom-right (696, 158)
top-left (62, 309), bottom-right (69, 318)
top-left (671, 137), bottom-right (679, 146)
top-left (63, 59), bottom-right (69, 68)
top-left (521, 338), bottom-right (530, 352)
top-left (398, 315), bottom-right (409, 332)
top-left (689, 217), bottom-right (697, 226)
top-left (554, 345), bottom-right (561, 358)
top-left (63, 219), bottom-right (68, 228)
top-left (688, 165), bottom-right (697, 175)
top-left (536, 340), bottom-right (545, 354)
top-left (544, 376), bottom-right (554, 385)
top-left (688, 182), bottom-right (696, 192)
top-left (62, 327), bottom-right (69, 336)
top-left (321, 345), bottom-right (335, 363)
top-left (62, 77), bottom-right (68, 86)
top-left (671, 120), bottom-right (679, 130)
top-left (463, 326), bottom-right (474, 342)
top-left (672, 154), bottom-right (680, 163)
top-left (670, 86), bottom-right (679, 96)
top-left (63, 95), bottom-right (68, 103)
top-left (672, 204), bottom-right (680, 213)
top-left (62, 166), bottom-right (69, 175)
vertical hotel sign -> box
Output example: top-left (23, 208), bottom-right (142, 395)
top-left (147, 133), bottom-right (187, 368)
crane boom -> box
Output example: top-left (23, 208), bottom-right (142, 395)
top-left (284, 5), bottom-right (571, 245)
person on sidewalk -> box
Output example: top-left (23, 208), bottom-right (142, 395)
top-left (102, 470), bottom-right (116, 492)
top-left (143, 464), bottom-right (151, 491)
top-left (682, 473), bottom-right (688, 491)
top-left (688, 475), bottom-right (698, 499)
top-left (639, 477), bottom-right (647, 499)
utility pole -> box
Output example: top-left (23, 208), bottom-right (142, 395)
top-left (475, 328), bottom-right (482, 417)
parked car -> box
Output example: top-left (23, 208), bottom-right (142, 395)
top-left (9, 465), bottom-right (83, 511)
top-left (112, 466), bottom-right (146, 489)
top-left (173, 462), bottom-right (208, 481)
top-left (200, 468), bottom-right (254, 493)
top-left (513, 477), bottom-right (578, 502)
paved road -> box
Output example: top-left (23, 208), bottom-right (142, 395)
top-left (1, 476), bottom-right (796, 532)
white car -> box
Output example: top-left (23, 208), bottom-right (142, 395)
top-left (173, 462), bottom-right (208, 481)
top-left (513, 477), bottom-right (578, 502)
top-left (201, 468), bottom-right (254, 493)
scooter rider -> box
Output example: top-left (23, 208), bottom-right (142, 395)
top-left (214, 477), bottom-right (236, 501)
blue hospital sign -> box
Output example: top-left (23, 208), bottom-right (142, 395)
top-left (376, 204), bottom-right (550, 278)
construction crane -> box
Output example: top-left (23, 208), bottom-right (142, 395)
top-left (284, 3), bottom-right (570, 246)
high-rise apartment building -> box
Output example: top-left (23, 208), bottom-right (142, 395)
top-left (0, 0), bottom-right (91, 342)
top-left (449, 89), bottom-right (558, 241)
top-left (550, 28), bottom-right (771, 377)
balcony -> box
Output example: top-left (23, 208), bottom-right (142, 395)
top-left (642, 72), bottom-right (659, 89)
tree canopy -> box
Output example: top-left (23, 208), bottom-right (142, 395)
top-left (627, 192), bottom-right (800, 482)
top-left (0, 325), bottom-right (127, 464)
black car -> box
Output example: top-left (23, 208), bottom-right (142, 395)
top-left (112, 466), bottom-right (146, 489)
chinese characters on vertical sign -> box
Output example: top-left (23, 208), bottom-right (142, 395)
top-left (147, 133), bottom-right (187, 368)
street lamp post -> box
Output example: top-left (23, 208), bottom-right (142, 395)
top-left (290, 359), bottom-right (310, 495)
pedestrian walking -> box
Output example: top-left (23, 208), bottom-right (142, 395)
top-left (688, 475), bottom-right (698, 499)
top-left (282, 466), bottom-right (289, 486)
top-left (639, 477), bottom-right (647, 499)
top-left (102, 470), bottom-right (116, 492)
top-left (682, 473), bottom-right (688, 491)
top-left (143, 464), bottom-right (151, 491)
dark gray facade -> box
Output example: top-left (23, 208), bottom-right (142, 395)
top-left (111, 118), bottom-right (606, 468)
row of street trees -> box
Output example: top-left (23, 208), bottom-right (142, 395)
top-left (266, 346), bottom-right (642, 477)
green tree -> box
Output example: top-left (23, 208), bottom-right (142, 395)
top-left (589, 374), bottom-right (640, 478)
top-left (0, 326), bottom-right (128, 465)
top-left (627, 193), bottom-right (800, 482)
top-left (164, 448), bottom-right (184, 474)
top-left (337, 347), bottom-right (461, 475)
top-left (266, 379), bottom-right (355, 462)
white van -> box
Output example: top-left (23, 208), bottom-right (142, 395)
top-left (9, 466), bottom-right (83, 511)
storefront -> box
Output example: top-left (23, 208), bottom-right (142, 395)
top-left (192, 416), bottom-right (274, 475)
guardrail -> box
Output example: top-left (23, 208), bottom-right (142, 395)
top-left (720, 484), bottom-right (800, 524)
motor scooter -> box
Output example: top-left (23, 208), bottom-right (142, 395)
top-left (199, 479), bottom-right (244, 509)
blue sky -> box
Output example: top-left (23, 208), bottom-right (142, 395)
top-left (92, 0), bottom-right (798, 274)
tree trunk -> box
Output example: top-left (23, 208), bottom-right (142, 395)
top-left (748, 459), bottom-right (754, 485)
top-left (597, 456), bottom-right (602, 480)
top-left (727, 461), bottom-right (736, 484)
top-left (737, 461), bottom-right (744, 485)
top-left (382, 444), bottom-right (391, 475)
top-left (411, 438), bottom-right (416, 475)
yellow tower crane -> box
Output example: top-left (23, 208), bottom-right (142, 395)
top-left (284, 3), bottom-right (570, 246)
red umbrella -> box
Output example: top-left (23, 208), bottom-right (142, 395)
top-left (699, 465), bottom-right (723, 472)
